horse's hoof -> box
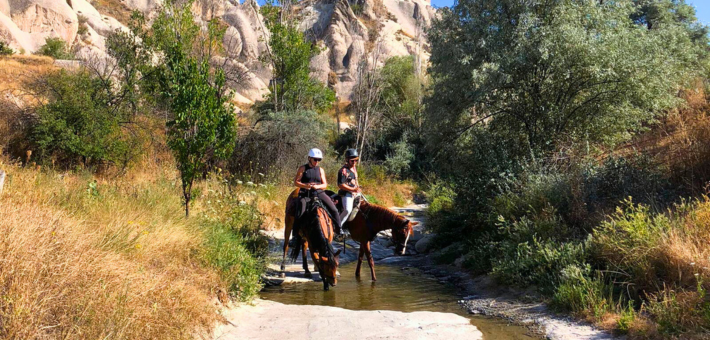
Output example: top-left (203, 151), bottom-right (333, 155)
top-left (304, 271), bottom-right (312, 278)
top-left (280, 272), bottom-right (285, 278)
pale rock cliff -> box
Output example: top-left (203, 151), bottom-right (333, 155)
top-left (0, 0), bottom-right (434, 104)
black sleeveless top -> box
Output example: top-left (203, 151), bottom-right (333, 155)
top-left (299, 163), bottom-right (323, 195)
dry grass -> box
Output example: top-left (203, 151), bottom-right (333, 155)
top-left (91, 0), bottom-right (133, 25)
top-left (0, 158), bottom-right (223, 339)
top-left (0, 55), bottom-right (56, 94)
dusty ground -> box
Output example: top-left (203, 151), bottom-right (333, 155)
top-left (213, 299), bottom-right (483, 340)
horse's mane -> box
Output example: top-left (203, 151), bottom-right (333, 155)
top-left (289, 206), bottom-right (335, 264)
top-left (361, 202), bottom-right (404, 226)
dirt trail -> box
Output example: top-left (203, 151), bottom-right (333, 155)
top-left (213, 205), bottom-right (616, 340)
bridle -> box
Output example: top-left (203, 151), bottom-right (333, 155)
top-left (394, 219), bottom-right (411, 254)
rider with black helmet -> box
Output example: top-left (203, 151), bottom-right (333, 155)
top-left (337, 149), bottom-right (361, 229)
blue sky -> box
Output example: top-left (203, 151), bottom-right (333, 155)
top-left (429, 0), bottom-right (710, 25)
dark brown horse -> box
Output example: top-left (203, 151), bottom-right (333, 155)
top-left (345, 201), bottom-right (418, 281)
top-left (282, 189), bottom-right (340, 290)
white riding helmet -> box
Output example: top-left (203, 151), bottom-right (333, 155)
top-left (308, 148), bottom-right (323, 159)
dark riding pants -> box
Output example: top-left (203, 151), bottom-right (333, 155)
top-left (298, 191), bottom-right (342, 233)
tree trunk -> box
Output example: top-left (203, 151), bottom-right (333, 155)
top-left (0, 170), bottom-right (5, 195)
top-left (183, 180), bottom-right (192, 218)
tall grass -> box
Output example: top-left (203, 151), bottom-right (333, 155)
top-left (0, 157), bottom-right (265, 339)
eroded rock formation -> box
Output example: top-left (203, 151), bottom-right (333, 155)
top-left (0, 0), bottom-right (434, 104)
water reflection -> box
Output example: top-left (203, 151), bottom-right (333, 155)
top-left (261, 263), bottom-right (538, 340)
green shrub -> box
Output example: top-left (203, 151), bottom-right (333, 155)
top-left (492, 235), bottom-right (589, 293)
top-left (229, 110), bottom-right (330, 177)
top-left (0, 41), bottom-right (13, 55)
top-left (384, 132), bottom-right (415, 178)
top-left (36, 37), bottom-right (73, 59)
top-left (29, 70), bottom-right (138, 167)
top-left (552, 266), bottom-right (608, 315)
top-left (351, 4), bottom-right (363, 15)
top-left (201, 200), bottom-right (266, 300)
top-left (592, 199), bottom-right (672, 290)
top-left (77, 16), bottom-right (89, 35)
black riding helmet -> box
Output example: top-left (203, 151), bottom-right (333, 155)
top-left (345, 148), bottom-right (359, 160)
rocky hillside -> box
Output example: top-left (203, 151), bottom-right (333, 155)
top-left (0, 0), bottom-right (434, 105)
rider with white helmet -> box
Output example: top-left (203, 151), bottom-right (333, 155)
top-left (294, 148), bottom-right (342, 234)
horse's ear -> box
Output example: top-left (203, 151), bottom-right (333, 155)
top-left (411, 221), bottom-right (420, 226)
top-left (334, 249), bottom-right (342, 257)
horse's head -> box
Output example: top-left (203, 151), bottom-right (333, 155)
top-left (321, 249), bottom-right (341, 287)
top-left (392, 218), bottom-right (418, 256)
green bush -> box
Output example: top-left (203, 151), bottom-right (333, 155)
top-left (384, 132), bottom-right (415, 178)
top-left (552, 265), bottom-right (608, 315)
top-left (29, 70), bottom-right (138, 167)
top-left (592, 200), bottom-right (672, 290)
top-left (229, 110), bottom-right (330, 177)
top-left (0, 41), bottom-right (13, 55)
top-left (492, 235), bottom-right (589, 293)
top-left (202, 220), bottom-right (264, 300)
top-left (77, 15), bottom-right (89, 35)
top-left (36, 37), bottom-right (73, 59)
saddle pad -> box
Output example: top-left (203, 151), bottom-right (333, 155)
top-left (347, 196), bottom-right (362, 222)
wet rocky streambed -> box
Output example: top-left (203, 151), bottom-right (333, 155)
top-left (261, 261), bottom-right (537, 340)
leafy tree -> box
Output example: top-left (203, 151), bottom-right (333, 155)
top-left (426, 0), bottom-right (707, 154)
top-left (260, 1), bottom-right (335, 113)
top-left (105, 11), bottom-right (154, 116)
top-left (29, 70), bottom-right (135, 167)
top-left (150, 0), bottom-right (237, 217)
top-left (36, 37), bottom-right (73, 59)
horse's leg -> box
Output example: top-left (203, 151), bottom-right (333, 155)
top-left (310, 249), bottom-right (324, 285)
top-left (365, 241), bottom-right (376, 281)
top-left (355, 244), bottom-right (365, 278)
top-left (281, 215), bottom-right (294, 276)
top-left (302, 240), bottom-right (311, 278)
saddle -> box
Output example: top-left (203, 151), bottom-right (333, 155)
top-left (327, 190), bottom-right (362, 222)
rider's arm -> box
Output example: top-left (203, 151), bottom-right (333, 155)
top-left (338, 182), bottom-right (358, 193)
top-left (313, 167), bottom-right (328, 190)
top-left (293, 166), bottom-right (312, 190)
top-left (337, 168), bottom-right (358, 193)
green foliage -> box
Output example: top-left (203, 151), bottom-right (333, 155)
top-left (492, 216), bottom-right (589, 292)
top-left (353, 56), bottom-right (426, 169)
top-left (29, 70), bottom-right (137, 167)
top-left (260, 3), bottom-right (335, 113)
top-left (230, 110), bottom-right (330, 177)
top-left (36, 37), bottom-right (73, 59)
top-left (201, 202), bottom-right (266, 300)
top-left (0, 41), bottom-right (13, 55)
top-left (592, 200), bottom-right (672, 289)
top-left (77, 15), bottom-right (89, 35)
top-left (427, 0), bottom-right (707, 154)
top-left (105, 11), bottom-right (153, 116)
top-left (150, 0), bottom-right (236, 217)
top-left (383, 132), bottom-right (415, 178)
top-left (379, 56), bottom-right (425, 129)
top-left (351, 4), bottom-right (363, 15)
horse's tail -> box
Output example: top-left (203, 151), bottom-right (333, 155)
top-left (289, 225), bottom-right (302, 262)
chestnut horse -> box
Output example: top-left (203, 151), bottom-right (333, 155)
top-left (346, 201), bottom-right (418, 281)
top-left (282, 189), bottom-right (340, 290)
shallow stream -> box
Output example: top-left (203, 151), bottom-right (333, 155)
top-left (261, 262), bottom-right (537, 339)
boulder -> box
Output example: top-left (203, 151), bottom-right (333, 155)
top-left (3, 0), bottom-right (79, 53)
top-left (415, 234), bottom-right (434, 253)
